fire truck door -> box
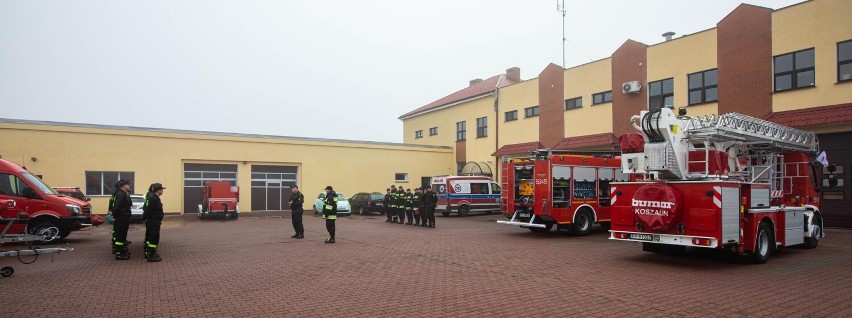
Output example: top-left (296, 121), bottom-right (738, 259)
top-left (534, 161), bottom-right (551, 215)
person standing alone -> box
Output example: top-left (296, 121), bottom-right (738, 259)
top-left (142, 183), bottom-right (165, 262)
top-left (423, 186), bottom-right (438, 228)
top-left (322, 186), bottom-right (338, 243)
top-left (289, 185), bottom-right (305, 239)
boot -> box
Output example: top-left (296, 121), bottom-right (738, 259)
top-left (429, 224), bottom-right (435, 228)
top-left (297, 232), bottom-right (304, 239)
top-left (324, 237), bottom-right (335, 244)
top-left (406, 221), bottom-right (413, 225)
top-left (115, 246), bottom-right (129, 260)
top-left (290, 233), bottom-right (299, 238)
top-left (145, 248), bottom-right (162, 262)
top-left (414, 222), bottom-right (420, 226)
top-left (421, 223), bottom-right (428, 227)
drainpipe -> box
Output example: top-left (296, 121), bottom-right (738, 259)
top-left (493, 75), bottom-right (504, 180)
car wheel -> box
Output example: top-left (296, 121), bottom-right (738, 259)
top-left (458, 205), bottom-right (470, 217)
top-left (359, 207), bottom-right (365, 215)
top-left (441, 212), bottom-right (449, 216)
top-left (29, 221), bottom-right (62, 244)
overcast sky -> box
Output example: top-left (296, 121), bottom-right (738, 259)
top-left (1, 0), bottom-right (804, 143)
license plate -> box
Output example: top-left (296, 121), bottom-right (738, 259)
top-left (628, 233), bottom-right (655, 241)
top-left (376, 203), bottom-right (383, 206)
top-left (519, 213), bottom-right (530, 218)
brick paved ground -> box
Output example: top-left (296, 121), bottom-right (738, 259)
top-left (2, 212), bottom-right (851, 317)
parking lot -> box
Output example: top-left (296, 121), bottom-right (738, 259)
top-left (3, 212), bottom-right (851, 317)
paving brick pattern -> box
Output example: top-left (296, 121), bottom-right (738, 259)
top-left (2, 212), bottom-right (851, 317)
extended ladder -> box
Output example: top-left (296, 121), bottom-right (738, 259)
top-left (687, 113), bottom-right (817, 152)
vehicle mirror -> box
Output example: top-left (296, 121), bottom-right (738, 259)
top-left (22, 187), bottom-right (38, 199)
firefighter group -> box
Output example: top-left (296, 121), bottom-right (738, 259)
top-left (383, 185), bottom-right (438, 228)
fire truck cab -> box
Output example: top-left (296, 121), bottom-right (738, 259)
top-left (497, 150), bottom-right (625, 235)
top-left (609, 107), bottom-right (831, 263)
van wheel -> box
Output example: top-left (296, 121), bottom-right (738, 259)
top-left (752, 222), bottom-right (772, 264)
top-left (29, 222), bottom-right (62, 244)
top-left (458, 205), bottom-right (470, 217)
top-left (571, 210), bottom-right (593, 236)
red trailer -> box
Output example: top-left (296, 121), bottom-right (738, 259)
top-left (609, 108), bottom-right (834, 263)
top-left (497, 150), bottom-right (625, 235)
top-left (197, 181), bottom-right (240, 220)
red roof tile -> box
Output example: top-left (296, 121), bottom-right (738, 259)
top-left (764, 103), bottom-right (852, 128)
top-left (553, 133), bottom-right (619, 150)
top-left (399, 74), bottom-right (519, 119)
top-left (492, 141), bottom-right (544, 157)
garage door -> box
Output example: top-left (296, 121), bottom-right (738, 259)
top-left (819, 132), bottom-right (852, 228)
top-left (183, 163), bottom-right (238, 213)
top-left (251, 165), bottom-right (298, 211)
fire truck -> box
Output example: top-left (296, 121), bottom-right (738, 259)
top-left (609, 107), bottom-right (834, 263)
top-left (197, 181), bottom-right (240, 220)
top-left (496, 150), bottom-right (626, 235)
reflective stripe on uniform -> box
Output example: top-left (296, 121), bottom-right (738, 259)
top-left (114, 241), bottom-right (125, 246)
top-left (327, 215), bottom-right (337, 220)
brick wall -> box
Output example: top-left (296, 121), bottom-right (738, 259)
top-left (717, 4), bottom-right (773, 118)
top-left (538, 63), bottom-right (565, 148)
top-left (611, 40), bottom-right (648, 137)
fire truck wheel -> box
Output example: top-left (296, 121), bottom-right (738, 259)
top-left (570, 210), bottom-right (593, 236)
top-left (751, 222), bottom-right (772, 264)
top-left (29, 221), bottom-right (62, 244)
top-left (528, 223), bottom-right (553, 233)
top-left (458, 205), bottom-right (470, 217)
top-left (0, 266), bottom-right (13, 277)
top-left (804, 216), bottom-right (822, 249)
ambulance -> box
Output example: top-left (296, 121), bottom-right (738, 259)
top-left (431, 175), bottom-right (501, 216)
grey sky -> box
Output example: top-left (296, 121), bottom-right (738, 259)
top-left (1, 0), bottom-right (803, 143)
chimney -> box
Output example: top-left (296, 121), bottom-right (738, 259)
top-left (469, 78), bottom-right (483, 86)
top-left (662, 31), bottom-right (675, 41)
top-left (506, 67), bottom-right (520, 82)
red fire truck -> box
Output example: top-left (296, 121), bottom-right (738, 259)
top-left (609, 108), bottom-right (834, 263)
top-left (497, 150), bottom-right (625, 235)
top-left (197, 181), bottom-right (240, 220)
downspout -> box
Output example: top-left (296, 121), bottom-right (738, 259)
top-left (493, 75), bottom-right (504, 180)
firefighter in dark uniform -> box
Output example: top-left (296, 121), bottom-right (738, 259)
top-left (404, 188), bottom-right (415, 225)
top-left (391, 186), bottom-right (401, 224)
top-left (395, 187), bottom-right (406, 224)
top-left (289, 185), bottom-right (305, 239)
top-left (142, 183), bottom-right (165, 262)
top-left (413, 187), bottom-right (424, 226)
top-left (423, 186), bottom-right (438, 228)
top-left (383, 187), bottom-right (393, 223)
top-left (322, 186), bottom-right (338, 243)
top-left (110, 179), bottom-right (133, 260)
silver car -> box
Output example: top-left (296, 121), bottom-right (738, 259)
top-left (130, 194), bottom-right (145, 221)
top-left (313, 193), bottom-right (351, 215)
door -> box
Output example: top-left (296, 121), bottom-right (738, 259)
top-left (251, 165), bottom-right (298, 211)
top-left (183, 163), bottom-right (238, 213)
top-left (819, 132), bottom-right (852, 228)
top-left (0, 173), bottom-right (34, 233)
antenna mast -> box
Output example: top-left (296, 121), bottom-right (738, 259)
top-left (556, 0), bottom-right (566, 68)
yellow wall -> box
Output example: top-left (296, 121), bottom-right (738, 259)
top-left (563, 59), bottom-right (614, 137)
top-left (772, 0), bottom-right (852, 112)
top-left (497, 78), bottom-right (540, 147)
top-left (0, 122), bottom-right (453, 214)
top-left (648, 29), bottom-right (718, 113)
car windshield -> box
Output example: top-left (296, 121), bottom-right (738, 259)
top-left (21, 172), bottom-right (56, 195)
top-left (370, 194), bottom-right (384, 200)
top-left (337, 194), bottom-right (347, 201)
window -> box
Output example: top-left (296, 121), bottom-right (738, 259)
top-left (476, 117), bottom-right (487, 138)
top-left (395, 173), bottom-right (408, 183)
top-left (592, 91), bottom-right (612, 105)
top-left (456, 121), bottom-right (466, 141)
top-left (524, 106), bottom-right (540, 118)
top-left (415, 130), bottom-right (423, 139)
top-left (85, 171), bottom-right (135, 195)
top-left (429, 127), bottom-right (438, 136)
top-left (688, 69), bottom-right (718, 105)
top-left (564, 97), bottom-right (582, 110)
top-left (839, 40), bottom-right (852, 82)
top-left (0, 173), bottom-right (27, 197)
top-left (774, 48), bottom-right (815, 91)
top-left (648, 78), bottom-right (674, 111)
top-left (505, 110), bottom-right (518, 122)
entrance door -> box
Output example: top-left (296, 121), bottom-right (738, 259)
top-left (251, 165), bottom-right (298, 211)
top-left (183, 163), bottom-right (238, 213)
top-left (819, 132), bottom-right (852, 228)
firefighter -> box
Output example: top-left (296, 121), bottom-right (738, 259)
top-left (110, 179), bottom-right (133, 260)
top-left (383, 187), bottom-right (393, 223)
top-left (289, 185), bottom-right (305, 239)
top-left (423, 186), bottom-right (438, 228)
top-left (322, 186), bottom-right (338, 243)
top-left (404, 188), bottom-right (415, 225)
top-left (413, 187), bottom-right (423, 226)
top-left (394, 187), bottom-right (405, 224)
top-left (142, 183), bottom-right (165, 262)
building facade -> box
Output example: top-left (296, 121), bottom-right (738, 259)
top-left (0, 119), bottom-right (453, 214)
top-left (400, 0), bottom-right (852, 226)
